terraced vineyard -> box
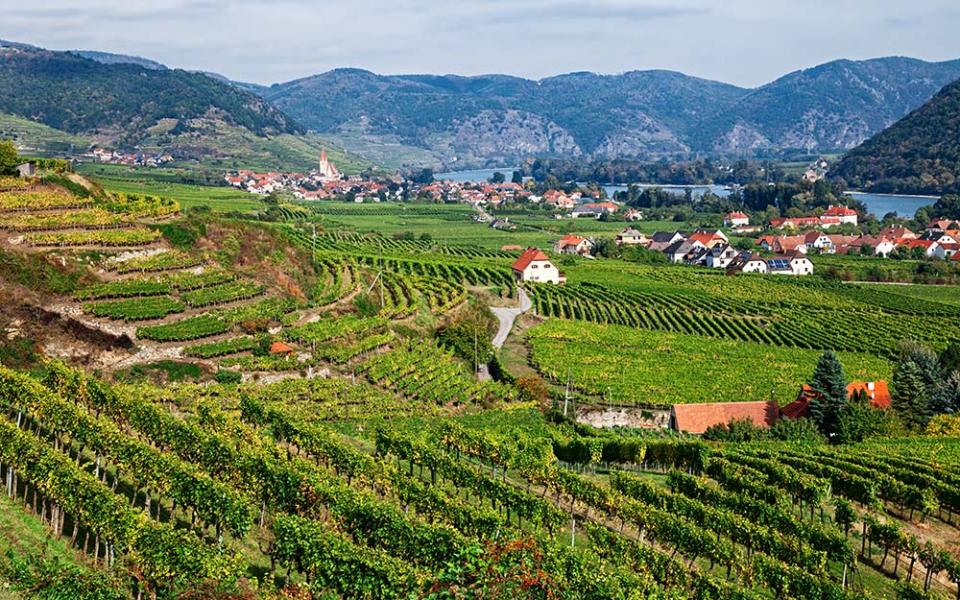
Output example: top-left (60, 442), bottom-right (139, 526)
top-left (0, 180), bottom-right (178, 252)
top-left (528, 320), bottom-right (892, 406)
top-left (358, 339), bottom-right (517, 405)
top-left (528, 278), bottom-right (960, 358)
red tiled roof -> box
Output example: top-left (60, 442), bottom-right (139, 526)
top-left (824, 205), bottom-right (857, 217)
top-left (781, 380), bottom-right (891, 419)
top-left (557, 234), bottom-right (586, 247)
top-left (726, 211), bottom-right (748, 219)
top-left (511, 247), bottom-right (551, 271)
top-left (671, 401), bottom-right (779, 434)
top-left (269, 341), bottom-right (295, 355)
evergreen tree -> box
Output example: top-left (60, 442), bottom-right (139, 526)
top-left (940, 340), bottom-right (960, 375)
top-left (807, 351), bottom-right (848, 438)
top-left (898, 340), bottom-right (942, 394)
top-left (931, 372), bottom-right (960, 415)
top-left (893, 360), bottom-right (931, 430)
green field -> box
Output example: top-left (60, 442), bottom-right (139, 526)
top-left (306, 201), bottom-right (684, 250)
top-left (528, 319), bottom-right (892, 405)
top-left (77, 163), bottom-right (265, 212)
top-left (853, 282), bottom-right (960, 307)
top-left (0, 113), bottom-right (91, 155)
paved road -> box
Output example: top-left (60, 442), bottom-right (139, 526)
top-left (490, 287), bottom-right (532, 349)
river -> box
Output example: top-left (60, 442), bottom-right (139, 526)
top-left (843, 192), bottom-right (936, 218)
top-left (435, 169), bottom-right (937, 218)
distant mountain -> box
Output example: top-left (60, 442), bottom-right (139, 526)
top-left (259, 57), bottom-right (960, 168)
top-left (70, 50), bottom-right (167, 70)
top-left (0, 42), bottom-right (303, 153)
top-left (831, 78), bottom-right (960, 195)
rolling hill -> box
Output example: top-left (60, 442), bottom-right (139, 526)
top-left (0, 41), bottom-right (376, 172)
top-left (830, 78), bottom-right (960, 195)
top-left (261, 58), bottom-right (960, 168)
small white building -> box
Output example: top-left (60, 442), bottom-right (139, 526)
top-left (615, 228), bottom-right (648, 246)
top-left (704, 244), bottom-right (739, 269)
top-left (554, 234), bottom-right (594, 255)
top-left (512, 248), bottom-right (565, 284)
top-left (723, 211), bottom-right (750, 228)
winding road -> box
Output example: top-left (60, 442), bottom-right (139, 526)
top-left (490, 287), bottom-right (531, 349)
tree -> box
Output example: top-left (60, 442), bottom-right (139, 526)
top-left (835, 400), bottom-right (903, 444)
top-left (940, 340), bottom-right (960, 375)
top-left (898, 341), bottom-right (942, 393)
top-left (925, 414), bottom-right (960, 436)
top-left (0, 139), bottom-right (19, 175)
top-left (930, 371), bottom-right (960, 415)
top-left (511, 170), bottom-right (523, 185)
top-left (807, 351), bottom-right (848, 438)
top-left (489, 171), bottom-right (505, 184)
top-left (893, 360), bottom-right (931, 430)
top-left (833, 498), bottom-right (857, 537)
top-left (768, 417), bottom-right (823, 442)
top-left (515, 375), bottom-right (550, 405)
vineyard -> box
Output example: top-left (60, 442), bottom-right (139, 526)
top-left (0, 181), bottom-right (179, 253)
top-left (2, 359), bottom-right (955, 598)
top-left (527, 277), bottom-right (960, 358)
top-left (528, 320), bottom-right (892, 406)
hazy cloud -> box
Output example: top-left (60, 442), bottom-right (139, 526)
top-left (0, 0), bottom-right (957, 87)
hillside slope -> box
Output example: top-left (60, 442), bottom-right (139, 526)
top-left (0, 43), bottom-right (302, 149)
top-left (831, 78), bottom-right (960, 195)
top-left (262, 57), bottom-right (960, 167)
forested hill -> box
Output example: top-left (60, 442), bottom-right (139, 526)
top-left (831, 78), bottom-right (960, 195)
top-left (0, 43), bottom-right (304, 146)
top-left (260, 57), bottom-right (960, 167)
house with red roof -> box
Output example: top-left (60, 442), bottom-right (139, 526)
top-left (511, 248), bottom-right (565, 284)
top-left (670, 401), bottom-right (780, 434)
top-left (934, 243), bottom-right (960, 260)
top-left (822, 205), bottom-right (858, 226)
top-left (770, 216), bottom-right (821, 230)
top-left (554, 234), bottom-right (594, 255)
top-left (898, 238), bottom-right (938, 257)
top-left (688, 229), bottom-right (728, 248)
top-left (723, 211), bottom-right (750, 228)
top-left (781, 380), bottom-right (891, 420)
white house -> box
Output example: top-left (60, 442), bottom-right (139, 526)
top-left (664, 239), bottom-right (705, 263)
top-left (554, 234), bottom-right (594, 255)
top-left (934, 243), bottom-right (960, 260)
top-left (723, 211), bottom-right (750, 228)
top-left (615, 228), bottom-right (648, 246)
top-left (704, 244), bottom-right (739, 269)
top-left (822, 205), bottom-right (858, 226)
top-left (512, 248), bottom-right (565, 284)
top-left (785, 253), bottom-right (814, 276)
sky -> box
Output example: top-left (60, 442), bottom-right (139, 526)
top-left (1, 0), bottom-right (958, 87)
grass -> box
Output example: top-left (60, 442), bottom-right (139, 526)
top-left (0, 113), bottom-right (90, 156)
top-left (307, 201), bottom-right (698, 250)
top-left (858, 282), bottom-right (960, 307)
top-left (0, 248), bottom-right (92, 295)
top-left (527, 319), bottom-right (892, 406)
top-left (77, 163), bottom-right (264, 212)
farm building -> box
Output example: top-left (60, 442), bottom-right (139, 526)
top-left (781, 380), bottom-right (892, 419)
top-left (670, 401), bottom-right (779, 434)
top-left (554, 234), bottom-right (594, 255)
top-left (511, 248), bottom-right (565, 284)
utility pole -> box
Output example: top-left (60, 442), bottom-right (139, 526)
top-left (474, 326), bottom-right (479, 379)
top-left (563, 370), bottom-right (571, 417)
top-left (311, 223), bottom-right (316, 263)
